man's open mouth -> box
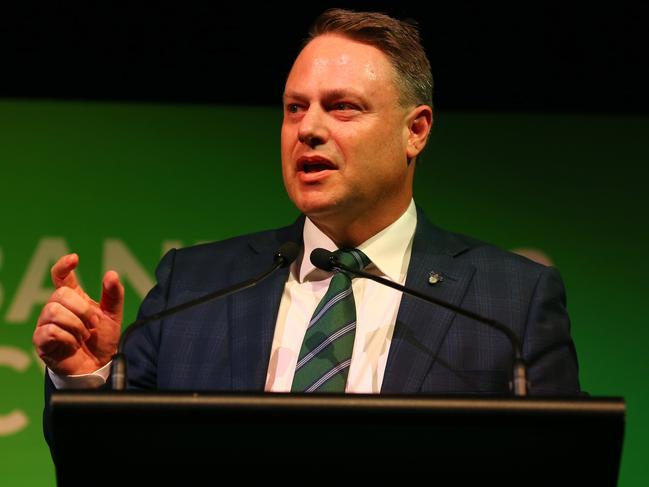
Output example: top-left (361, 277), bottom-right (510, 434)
top-left (303, 162), bottom-right (333, 173)
top-left (298, 156), bottom-right (336, 174)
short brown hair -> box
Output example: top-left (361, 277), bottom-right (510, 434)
top-left (306, 8), bottom-right (433, 108)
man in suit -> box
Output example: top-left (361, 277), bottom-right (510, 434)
top-left (33, 9), bottom-right (580, 400)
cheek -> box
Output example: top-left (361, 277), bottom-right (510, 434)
top-left (344, 124), bottom-right (403, 168)
top-left (280, 126), bottom-right (294, 170)
top-left (379, 123), bottom-right (409, 165)
top-left (280, 125), bottom-right (290, 154)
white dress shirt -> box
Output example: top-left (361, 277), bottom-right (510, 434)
top-left (49, 200), bottom-right (417, 391)
top-left (265, 200), bottom-right (416, 393)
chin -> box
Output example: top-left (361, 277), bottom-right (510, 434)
top-left (292, 194), bottom-right (341, 218)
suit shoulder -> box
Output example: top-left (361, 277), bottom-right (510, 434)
top-left (168, 217), bottom-right (304, 266)
top-left (441, 227), bottom-right (552, 278)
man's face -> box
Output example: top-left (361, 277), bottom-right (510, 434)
top-left (281, 34), bottom-right (415, 230)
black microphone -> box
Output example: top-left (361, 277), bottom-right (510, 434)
top-left (111, 242), bottom-right (300, 390)
top-left (310, 248), bottom-right (528, 397)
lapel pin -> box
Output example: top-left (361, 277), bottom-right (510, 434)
top-left (428, 271), bottom-right (444, 285)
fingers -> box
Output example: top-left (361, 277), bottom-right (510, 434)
top-left (51, 254), bottom-right (81, 290)
top-left (100, 271), bottom-right (124, 320)
top-left (36, 259), bottom-right (124, 375)
top-left (37, 301), bottom-right (92, 342)
top-left (33, 324), bottom-right (81, 367)
top-left (43, 286), bottom-right (98, 330)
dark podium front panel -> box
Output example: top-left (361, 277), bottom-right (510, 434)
top-left (50, 392), bottom-right (625, 486)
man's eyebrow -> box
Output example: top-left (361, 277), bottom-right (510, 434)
top-left (323, 90), bottom-right (367, 104)
top-left (283, 92), bottom-right (308, 103)
top-left (283, 89), bottom-right (366, 103)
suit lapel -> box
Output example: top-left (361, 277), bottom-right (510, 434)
top-left (229, 218), bottom-right (304, 391)
top-left (381, 210), bottom-right (476, 393)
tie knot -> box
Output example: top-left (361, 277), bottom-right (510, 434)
top-left (334, 248), bottom-right (371, 272)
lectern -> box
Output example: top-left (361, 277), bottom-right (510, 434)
top-left (50, 392), bottom-right (625, 486)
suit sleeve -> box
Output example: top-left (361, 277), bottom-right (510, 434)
top-left (120, 248), bottom-right (177, 389)
top-left (522, 265), bottom-right (582, 395)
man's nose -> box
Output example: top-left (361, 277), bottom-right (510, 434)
top-left (297, 106), bottom-right (328, 148)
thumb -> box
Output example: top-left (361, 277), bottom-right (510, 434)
top-left (100, 270), bottom-right (125, 319)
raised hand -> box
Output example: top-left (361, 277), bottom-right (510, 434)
top-left (33, 253), bottom-right (124, 376)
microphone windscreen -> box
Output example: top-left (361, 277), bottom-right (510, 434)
top-left (310, 248), bottom-right (335, 271)
top-left (276, 242), bottom-right (301, 267)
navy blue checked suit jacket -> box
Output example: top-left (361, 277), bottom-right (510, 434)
top-left (119, 208), bottom-right (580, 395)
top-left (44, 207), bottom-right (580, 424)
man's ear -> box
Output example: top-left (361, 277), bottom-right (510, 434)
top-left (406, 105), bottom-right (433, 160)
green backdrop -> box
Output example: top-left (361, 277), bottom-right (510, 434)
top-left (0, 100), bottom-right (647, 485)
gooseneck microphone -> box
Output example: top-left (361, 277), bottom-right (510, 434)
top-left (111, 242), bottom-right (300, 390)
top-left (310, 248), bottom-right (528, 397)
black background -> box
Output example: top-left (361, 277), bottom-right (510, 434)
top-left (2, 1), bottom-right (648, 113)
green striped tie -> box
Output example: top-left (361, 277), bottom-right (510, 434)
top-left (291, 249), bottom-right (371, 393)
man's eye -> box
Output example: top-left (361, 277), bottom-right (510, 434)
top-left (333, 103), bottom-right (354, 111)
top-left (287, 104), bottom-right (300, 113)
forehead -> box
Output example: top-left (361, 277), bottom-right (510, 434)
top-left (285, 34), bottom-right (398, 98)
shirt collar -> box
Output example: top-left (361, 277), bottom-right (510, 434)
top-left (298, 199), bottom-right (417, 283)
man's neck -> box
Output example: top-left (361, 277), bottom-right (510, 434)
top-left (308, 199), bottom-right (413, 248)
